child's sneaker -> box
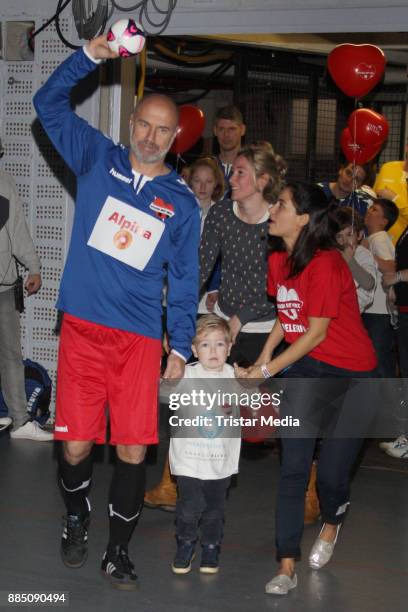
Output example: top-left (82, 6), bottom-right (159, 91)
top-left (200, 544), bottom-right (220, 574)
top-left (171, 540), bottom-right (196, 574)
top-left (101, 545), bottom-right (138, 590)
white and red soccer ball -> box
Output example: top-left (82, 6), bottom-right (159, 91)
top-left (107, 19), bottom-right (146, 57)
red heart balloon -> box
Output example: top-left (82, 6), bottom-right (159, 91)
top-left (170, 105), bottom-right (205, 154)
top-left (328, 44), bottom-right (386, 98)
top-left (347, 108), bottom-right (389, 148)
top-left (340, 127), bottom-right (382, 165)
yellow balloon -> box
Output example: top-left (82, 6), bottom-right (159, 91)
top-left (374, 161), bottom-right (408, 244)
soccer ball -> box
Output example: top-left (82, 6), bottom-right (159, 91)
top-left (107, 19), bottom-right (146, 57)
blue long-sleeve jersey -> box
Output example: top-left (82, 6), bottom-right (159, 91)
top-left (34, 49), bottom-right (200, 360)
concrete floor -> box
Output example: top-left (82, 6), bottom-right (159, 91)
top-left (0, 433), bottom-right (407, 612)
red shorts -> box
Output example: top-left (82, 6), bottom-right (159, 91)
top-left (55, 314), bottom-right (162, 445)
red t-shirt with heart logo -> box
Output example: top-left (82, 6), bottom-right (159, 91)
top-left (267, 249), bottom-right (377, 371)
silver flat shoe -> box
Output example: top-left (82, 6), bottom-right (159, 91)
top-left (265, 573), bottom-right (297, 595)
top-left (309, 523), bottom-right (341, 570)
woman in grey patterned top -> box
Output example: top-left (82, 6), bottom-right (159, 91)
top-left (200, 143), bottom-right (286, 366)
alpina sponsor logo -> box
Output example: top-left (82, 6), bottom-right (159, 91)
top-left (108, 211), bottom-right (152, 239)
top-left (109, 167), bottom-right (133, 184)
top-left (113, 229), bottom-right (133, 250)
top-left (55, 425), bottom-right (68, 432)
top-left (356, 63), bottom-right (376, 80)
top-left (149, 196), bottom-right (175, 219)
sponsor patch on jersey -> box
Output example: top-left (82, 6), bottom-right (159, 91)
top-left (88, 196), bottom-right (164, 270)
top-left (149, 196), bottom-right (175, 220)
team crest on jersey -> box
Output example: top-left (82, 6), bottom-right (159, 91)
top-left (149, 197), bottom-right (175, 220)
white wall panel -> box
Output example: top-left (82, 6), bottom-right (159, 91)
top-left (0, 11), bottom-right (101, 415)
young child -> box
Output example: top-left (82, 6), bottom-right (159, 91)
top-left (363, 198), bottom-right (399, 376)
top-left (189, 157), bottom-right (225, 232)
top-left (188, 157), bottom-right (225, 314)
top-left (168, 314), bottom-right (240, 575)
top-left (333, 207), bottom-right (377, 313)
top-left (144, 162), bottom-right (225, 512)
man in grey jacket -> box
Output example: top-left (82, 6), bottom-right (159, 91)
top-left (0, 169), bottom-right (52, 441)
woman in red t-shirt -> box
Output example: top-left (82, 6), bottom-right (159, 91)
top-left (235, 182), bottom-right (377, 596)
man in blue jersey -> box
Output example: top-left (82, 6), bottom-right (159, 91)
top-left (34, 35), bottom-right (200, 590)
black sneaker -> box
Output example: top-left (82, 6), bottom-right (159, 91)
top-left (101, 545), bottom-right (138, 591)
top-left (171, 540), bottom-right (196, 575)
top-left (200, 544), bottom-right (220, 574)
top-left (61, 514), bottom-right (89, 568)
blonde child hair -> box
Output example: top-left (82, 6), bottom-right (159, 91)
top-left (193, 314), bottom-right (232, 345)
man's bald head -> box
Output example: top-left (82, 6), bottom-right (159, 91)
top-left (129, 94), bottom-right (179, 167)
top-left (131, 94), bottom-right (179, 128)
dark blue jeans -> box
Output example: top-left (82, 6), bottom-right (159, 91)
top-left (176, 476), bottom-right (231, 545)
top-left (275, 354), bottom-right (374, 560)
top-left (362, 312), bottom-right (397, 378)
top-left (397, 312), bottom-right (408, 378)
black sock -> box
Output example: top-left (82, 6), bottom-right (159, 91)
top-left (59, 453), bottom-right (92, 516)
top-left (107, 458), bottom-right (145, 552)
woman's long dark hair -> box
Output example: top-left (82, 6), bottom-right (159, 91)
top-left (270, 181), bottom-right (339, 278)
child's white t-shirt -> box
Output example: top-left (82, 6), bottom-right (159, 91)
top-left (169, 362), bottom-right (242, 480)
top-left (354, 244), bottom-right (377, 313)
top-left (365, 231), bottom-right (395, 315)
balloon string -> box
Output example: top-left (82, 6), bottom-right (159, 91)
top-left (351, 97), bottom-right (359, 235)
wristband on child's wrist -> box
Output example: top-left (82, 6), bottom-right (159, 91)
top-left (396, 271), bottom-right (403, 283)
top-left (261, 363), bottom-right (272, 379)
